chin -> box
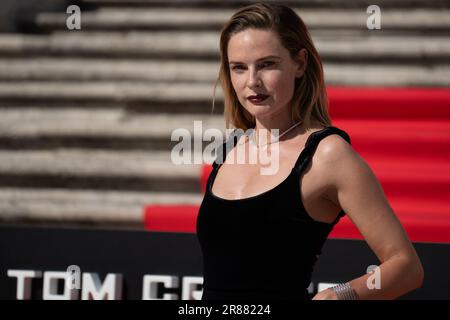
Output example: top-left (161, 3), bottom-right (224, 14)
top-left (244, 103), bottom-right (272, 115)
top-left (247, 104), bottom-right (288, 120)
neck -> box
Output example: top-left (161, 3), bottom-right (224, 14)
top-left (254, 114), bottom-right (303, 138)
top-left (254, 115), bottom-right (295, 133)
top-left (251, 116), bottom-right (303, 148)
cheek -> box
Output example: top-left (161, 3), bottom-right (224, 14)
top-left (270, 72), bottom-right (296, 100)
top-left (230, 74), bottom-right (245, 91)
top-left (230, 75), bottom-right (248, 105)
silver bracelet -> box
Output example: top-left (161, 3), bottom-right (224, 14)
top-left (330, 282), bottom-right (359, 300)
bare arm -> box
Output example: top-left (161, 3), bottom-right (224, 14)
top-left (312, 135), bottom-right (424, 300)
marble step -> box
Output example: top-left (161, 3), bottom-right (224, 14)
top-left (0, 109), bottom-right (225, 150)
top-left (0, 33), bottom-right (449, 62)
top-left (35, 8), bottom-right (450, 31)
top-left (0, 149), bottom-right (204, 192)
top-left (80, 0), bottom-right (450, 9)
top-left (0, 187), bottom-right (202, 228)
top-left (0, 59), bottom-right (449, 86)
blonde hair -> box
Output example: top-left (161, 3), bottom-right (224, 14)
top-left (212, 2), bottom-right (332, 131)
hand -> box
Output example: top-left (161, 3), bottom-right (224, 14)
top-left (312, 288), bottom-right (338, 300)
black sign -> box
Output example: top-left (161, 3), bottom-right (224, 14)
top-left (0, 225), bottom-right (448, 300)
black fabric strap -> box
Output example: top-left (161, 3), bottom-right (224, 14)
top-left (294, 126), bottom-right (351, 174)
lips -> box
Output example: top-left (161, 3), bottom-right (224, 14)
top-left (247, 94), bottom-right (269, 103)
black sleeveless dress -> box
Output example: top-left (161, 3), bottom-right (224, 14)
top-left (196, 126), bottom-right (351, 300)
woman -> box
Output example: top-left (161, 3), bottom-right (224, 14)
top-left (196, 2), bottom-right (423, 300)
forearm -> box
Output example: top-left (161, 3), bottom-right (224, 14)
top-left (347, 254), bottom-right (424, 300)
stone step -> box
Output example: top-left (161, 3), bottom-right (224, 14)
top-left (0, 108), bottom-right (224, 138)
top-left (2, 109), bottom-right (450, 159)
top-left (80, 0), bottom-right (450, 9)
top-left (0, 109), bottom-right (225, 150)
top-left (0, 59), bottom-right (218, 82)
top-left (1, 59), bottom-right (450, 85)
top-left (0, 81), bottom-right (219, 103)
top-left (0, 61), bottom-right (449, 107)
top-left (0, 150), bottom-right (203, 192)
top-left (0, 33), bottom-right (449, 63)
top-left (1, 109), bottom-right (449, 163)
top-left (0, 187), bottom-right (202, 228)
top-left (35, 8), bottom-right (450, 31)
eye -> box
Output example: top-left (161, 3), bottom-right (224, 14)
top-left (259, 61), bottom-right (275, 68)
top-left (231, 65), bottom-right (245, 71)
top-left (230, 61), bottom-right (275, 72)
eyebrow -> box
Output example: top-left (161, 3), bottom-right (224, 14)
top-left (229, 55), bottom-right (281, 65)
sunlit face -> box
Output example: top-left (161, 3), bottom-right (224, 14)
top-left (227, 28), bottom-right (305, 120)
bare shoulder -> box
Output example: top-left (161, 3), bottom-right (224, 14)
top-left (313, 132), bottom-right (356, 168)
top-left (311, 132), bottom-right (367, 203)
top-left (312, 131), bottom-right (387, 218)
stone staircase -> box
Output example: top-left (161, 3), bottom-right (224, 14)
top-left (0, 0), bottom-right (449, 229)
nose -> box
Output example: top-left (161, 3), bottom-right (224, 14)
top-left (246, 67), bottom-right (262, 88)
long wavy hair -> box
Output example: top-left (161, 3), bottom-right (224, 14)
top-left (212, 2), bottom-right (332, 131)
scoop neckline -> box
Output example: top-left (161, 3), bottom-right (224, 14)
top-left (208, 126), bottom-right (332, 203)
top-left (205, 125), bottom-right (346, 226)
top-left (208, 167), bottom-right (297, 202)
top-left (207, 165), bottom-right (343, 226)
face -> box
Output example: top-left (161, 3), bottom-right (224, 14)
top-left (227, 28), bottom-right (306, 120)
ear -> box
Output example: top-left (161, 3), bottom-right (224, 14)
top-left (294, 48), bottom-right (308, 78)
